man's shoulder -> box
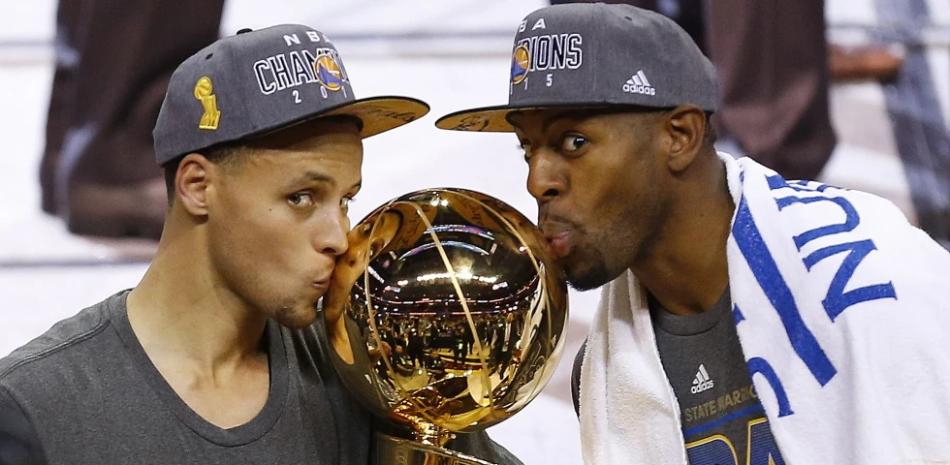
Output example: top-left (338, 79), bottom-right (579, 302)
top-left (0, 291), bottom-right (127, 389)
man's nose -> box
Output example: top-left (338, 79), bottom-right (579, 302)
top-left (526, 152), bottom-right (565, 205)
top-left (315, 211), bottom-right (350, 257)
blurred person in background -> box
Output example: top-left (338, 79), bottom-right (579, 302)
top-left (39, 0), bottom-right (225, 239)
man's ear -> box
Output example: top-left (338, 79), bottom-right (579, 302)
top-left (664, 105), bottom-right (706, 173)
top-left (174, 153), bottom-right (215, 216)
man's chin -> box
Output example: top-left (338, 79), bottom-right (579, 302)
top-left (273, 305), bottom-right (318, 329)
top-left (565, 262), bottom-right (623, 292)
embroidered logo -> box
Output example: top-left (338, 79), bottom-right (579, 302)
top-left (193, 76), bottom-right (221, 130)
top-left (690, 364), bottom-right (715, 394)
top-left (511, 44), bottom-right (531, 85)
top-left (313, 55), bottom-right (344, 91)
top-left (622, 70), bottom-right (656, 96)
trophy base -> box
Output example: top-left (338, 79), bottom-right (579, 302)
top-left (375, 433), bottom-right (496, 465)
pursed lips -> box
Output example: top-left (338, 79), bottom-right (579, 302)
top-left (540, 217), bottom-right (576, 258)
top-left (312, 274), bottom-right (332, 291)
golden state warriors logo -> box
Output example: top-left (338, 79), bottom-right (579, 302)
top-left (511, 44), bottom-right (530, 85)
top-left (313, 55), bottom-right (344, 91)
top-left (193, 76), bottom-right (220, 130)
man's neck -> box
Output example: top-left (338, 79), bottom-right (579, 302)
top-left (633, 154), bottom-right (735, 316)
top-left (125, 226), bottom-right (272, 428)
top-left (128, 241), bottom-right (268, 370)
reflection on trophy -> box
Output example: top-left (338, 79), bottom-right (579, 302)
top-left (324, 188), bottom-right (568, 465)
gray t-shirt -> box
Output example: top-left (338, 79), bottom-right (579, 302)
top-left (0, 290), bottom-right (519, 465)
top-left (650, 291), bottom-right (785, 465)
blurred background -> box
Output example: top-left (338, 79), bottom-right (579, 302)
top-left (0, 0), bottom-right (947, 463)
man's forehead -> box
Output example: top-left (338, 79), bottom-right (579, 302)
top-left (238, 143), bottom-right (362, 179)
top-left (247, 116), bottom-right (363, 149)
top-left (287, 169), bottom-right (362, 189)
top-left (507, 108), bottom-right (595, 130)
top-left (508, 107), bottom-right (657, 131)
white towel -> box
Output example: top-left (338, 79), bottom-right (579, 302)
top-left (579, 153), bottom-right (950, 465)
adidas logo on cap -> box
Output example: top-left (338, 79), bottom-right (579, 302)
top-left (690, 364), bottom-right (715, 394)
top-left (622, 70), bottom-right (656, 96)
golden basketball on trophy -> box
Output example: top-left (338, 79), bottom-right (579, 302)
top-left (323, 188), bottom-right (568, 465)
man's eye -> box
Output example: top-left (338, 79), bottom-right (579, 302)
top-left (288, 192), bottom-right (315, 208)
top-left (560, 134), bottom-right (588, 153)
top-left (340, 196), bottom-right (354, 210)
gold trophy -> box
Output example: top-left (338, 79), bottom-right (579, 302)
top-left (324, 188), bottom-right (568, 465)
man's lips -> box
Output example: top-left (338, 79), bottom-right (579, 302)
top-left (542, 218), bottom-right (575, 258)
top-left (312, 277), bottom-right (331, 291)
top-left (546, 231), bottom-right (572, 258)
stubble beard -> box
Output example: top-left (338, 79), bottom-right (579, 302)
top-left (562, 242), bottom-right (623, 291)
top-left (561, 222), bottom-right (643, 292)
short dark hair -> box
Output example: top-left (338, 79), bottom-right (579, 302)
top-left (702, 111), bottom-right (718, 149)
top-left (622, 106), bottom-right (717, 150)
top-left (162, 142), bottom-right (245, 205)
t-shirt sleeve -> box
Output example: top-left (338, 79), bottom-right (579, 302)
top-left (0, 386), bottom-right (46, 465)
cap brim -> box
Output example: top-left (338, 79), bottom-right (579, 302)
top-left (435, 102), bottom-right (610, 132)
top-left (434, 104), bottom-right (518, 133)
top-left (324, 95), bottom-right (430, 138)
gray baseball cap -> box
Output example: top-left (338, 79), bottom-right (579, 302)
top-left (154, 24), bottom-right (429, 165)
top-left (435, 3), bottom-right (718, 132)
